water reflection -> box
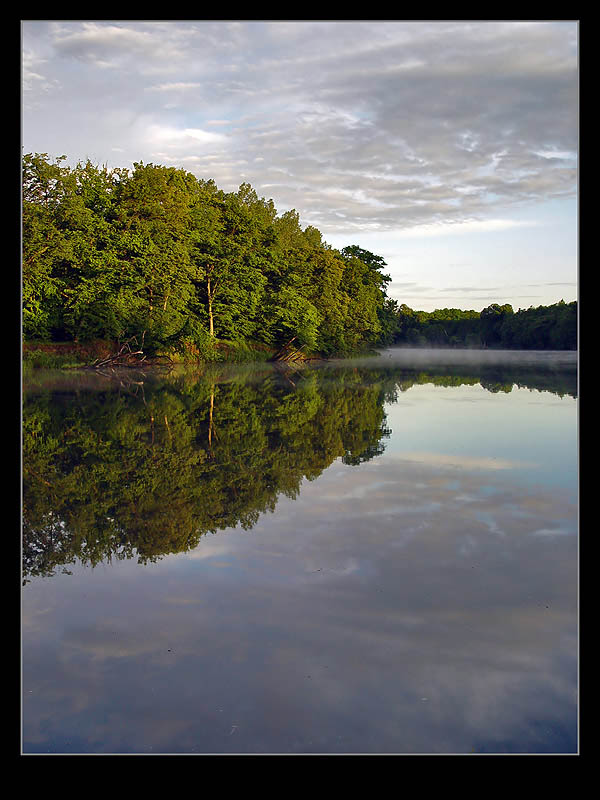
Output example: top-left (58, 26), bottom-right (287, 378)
top-left (22, 351), bottom-right (578, 753)
top-left (22, 353), bottom-right (576, 581)
top-left (23, 363), bottom-right (392, 581)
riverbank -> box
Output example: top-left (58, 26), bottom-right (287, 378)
top-left (22, 338), bottom-right (281, 370)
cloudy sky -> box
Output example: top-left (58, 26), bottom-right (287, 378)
top-left (22, 20), bottom-right (578, 312)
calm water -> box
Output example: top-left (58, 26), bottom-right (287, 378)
top-left (22, 348), bottom-right (578, 754)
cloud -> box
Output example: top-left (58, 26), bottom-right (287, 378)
top-left (51, 22), bottom-right (159, 66)
top-left (530, 527), bottom-right (573, 537)
top-left (22, 48), bottom-right (60, 97)
top-left (528, 281), bottom-right (577, 288)
top-left (439, 286), bottom-right (502, 293)
top-left (390, 451), bottom-right (534, 471)
top-left (145, 124), bottom-right (228, 151)
top-left (386, 218), bottom-right (541, 238)
top-left (23, 22), bottom-right (577, 227)
top-left (145, 82), bottom-right (204, 92)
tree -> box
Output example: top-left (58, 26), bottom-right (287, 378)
top-left (338, 246), bottom-right (391, 351)
top-left (111, 162), bottom-right (197, 350)
top-left (24, 152), bottom-right (576, 359)
top-left (189, 187), bottom-right (270, 342)
top-left (22, 153), bottom-right (73, 339)
top-left (378, 297), bottom-right (400, 346)
top-left (261, 286), bottom-right (322, 351)
top-left (58, 160), bottom-right (129, 341)
top-left (340, 245), bottom-right (388, 274)
top-left (306, 247), bottom-right (349, 355)
top-left (480, 303), bottom-right (513, 348)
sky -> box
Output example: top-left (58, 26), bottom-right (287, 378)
top-left (21, 20), bottom-right (578, 312)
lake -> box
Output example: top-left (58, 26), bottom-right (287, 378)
top-left (22, 348), bottom-right (578, 754)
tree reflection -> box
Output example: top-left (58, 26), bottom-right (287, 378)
top-left (23, 365), bottom-right (393, 581)
top-left (22, 360), bottom-right (576, 582)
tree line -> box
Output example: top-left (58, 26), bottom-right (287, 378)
top-left (22, 153), bottom-right (576, 358)
top-left (23, 153), bottom-right (391, 359)
top-left (381, 301), bottom-right (577, 350)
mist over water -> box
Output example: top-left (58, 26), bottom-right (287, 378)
top-left (354, 346), bottom-right (577, 369)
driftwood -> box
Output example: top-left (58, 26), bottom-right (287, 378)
top-left (89, 334), bottom-right (149, 370)
top-left (270, 336), bottom-right (308, 364)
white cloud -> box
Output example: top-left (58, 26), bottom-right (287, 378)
top-left (530, 527), bottom-right (573, 537)
top-left (145, 125), bottom-right (227, 149)
top-left (145, 82), bottom-right (204, 92)
top-left (389, 218), bottom-right (540, 239)
top-left (535, 149), bottom-right (577, 160)
top-left (52, 22), bottom-right (158, 66)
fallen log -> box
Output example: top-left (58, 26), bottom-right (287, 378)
top-left (88, 335), bottom-right (149, 369)
top-left (270, 337), bottom-right (308, 364)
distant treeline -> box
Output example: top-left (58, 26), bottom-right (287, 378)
top-left (385, 301), bottom-right (577, 350)
top-left (22, 153), bottom-right (577, 358)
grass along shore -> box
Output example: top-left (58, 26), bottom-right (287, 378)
top-left (22, 338), bottom-right (276, 370)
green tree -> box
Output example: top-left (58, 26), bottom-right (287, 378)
top-left (378, 297), bottom-right (401, 346)
top-left (189, 186), bottom-right (270, 343)
top-left (58, 160), bottom-right (130, 341)
top-left (480, 303), bottom-right (513, 348)
top-left (112, 162), bottom-right (197, 351)
top-left (339, 246), bottom-right (391, 351)
top-left (22, 153), bottom-right (73, 339)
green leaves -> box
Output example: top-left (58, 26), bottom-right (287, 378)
top-left (389, 301), bottom-right (576, 350)
top-left (263, 286), bottom-right (322, 350)
top-left (23, 154), bottom-right (391, 357)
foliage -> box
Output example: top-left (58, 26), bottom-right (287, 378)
top-left (497, 301), bottom-right (577, 350)
top-left (22, 153), bottom-right (576, 358)
top-left (387, 302), bottom-right (576, 351)
top-left (23, 156), bottom-right (381, 357)
top-left (22, 154), bottom-right (392, 358)
top-left (22, 349), bottom-right (86, 371)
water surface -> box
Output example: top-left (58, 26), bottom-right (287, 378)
top-left (22, 349), bottom-right (578, 754)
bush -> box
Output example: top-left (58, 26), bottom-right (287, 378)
top-left (23, 349), bottom-right (85, 370)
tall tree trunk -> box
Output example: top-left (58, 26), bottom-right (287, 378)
top-left (207, 277), bottom-right (214, 337)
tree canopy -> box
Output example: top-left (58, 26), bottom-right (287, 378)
top-left (23, 153), bottom-right (393, 358)
top-left (386, 301), bottom-right (576, 350)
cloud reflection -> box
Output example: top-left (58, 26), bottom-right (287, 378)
top-left (23, 445), bottom-right (577, 753)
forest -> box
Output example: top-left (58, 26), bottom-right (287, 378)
top-left (389, 300), bottom-right (577, 350)
top-left (22, 153), bottom-right (577, 362)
